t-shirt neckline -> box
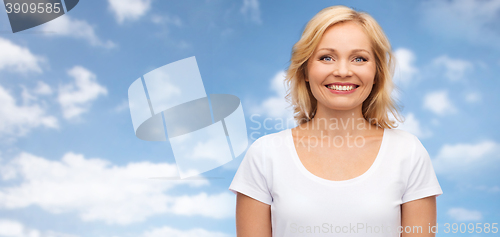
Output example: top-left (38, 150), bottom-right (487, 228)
top-left (287, 128), bottom-right (389, 186)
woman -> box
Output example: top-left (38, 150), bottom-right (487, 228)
top-left (229, 5), bottom-right (442, 237)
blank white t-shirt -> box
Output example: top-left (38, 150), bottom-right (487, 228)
top-left (229, 128), bottom-right (443, 237)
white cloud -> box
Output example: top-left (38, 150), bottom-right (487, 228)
top-left (113, 100), bottom-right (129, 113)
top-left (249, 71), bottom-right (296, 128)
top-left (420, 0), bottom-right (500, 49)
top-left (393, 48), bottom-right (418, 86)
top-left (270, 71), bottom-right (288, 99)
top-left (19, 87), bottom-right (33, 106)
top-left (41, 15), bottom-right (115, 48)
top-left (20, 82), bottom-right (53, 105)
top-left (0, 37), bottom-right (44, 74)
top-left (108, 0), bottom-right (152, 24)
top-left (170, 192), bottom-right (234, 219)
top-left (433, 140), bottom-right (500, 175)
top-left (58, 66), bottom-right (107, 120)
top-left (0, 219), bottom-right (27, 237)
top-left (150, 14), bottom-right (182, 27)
top-left (141, 226), bottom-right (230, 237)
top-left (465, 92), bottom-right (481, 103)
top-left (393, 113), bottom-right (432, 139)
top-left (0, 219), bottom-right (77, 237)
top-left (432, 55), bottom-right (473, 81)
top-left (0, 151), bottom-right (236, 225)
top-left (260, 96), bottom-right (291, 119)
top-left (241, 0), bottom-right (262, 24)
top-left (33, 81), bottom-right (52, 96)
top-left (447, 208), bottom-right (482, 222)
top-left (0, 84), bottom-right (58, 138)
top-left (262, 71), bottom-right (291, 117)
top-left (475, 185), bottom-right (500, 193)
top-left (423, 90), bottom-right (457, 115)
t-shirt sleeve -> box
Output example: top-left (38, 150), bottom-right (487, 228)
top-left (402, 135), bottom-right (443, 203)
top-left (228, 138), bottom-right (272, 205)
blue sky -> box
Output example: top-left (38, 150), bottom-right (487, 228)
top-left (0, 0), bottom-right (499, 236)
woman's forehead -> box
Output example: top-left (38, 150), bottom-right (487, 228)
top-left (316, 21), bottom-right (373, 53)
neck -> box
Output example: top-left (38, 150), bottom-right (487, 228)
top-left (304, 103), bottom-right (380, 137)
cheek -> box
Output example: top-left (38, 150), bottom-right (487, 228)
top-left (358, 66), bottom-right (376, 84)
top-left (307, 64), bottom-right (329, 81)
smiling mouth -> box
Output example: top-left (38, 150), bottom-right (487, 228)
top-left (325, 84), bottom-right (360, 91)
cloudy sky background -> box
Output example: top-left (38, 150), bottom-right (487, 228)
top-left (0, 0), bottom-right (499, 236)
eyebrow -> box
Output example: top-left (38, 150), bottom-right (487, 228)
top-left (317, 48), bottom-right (372, 55)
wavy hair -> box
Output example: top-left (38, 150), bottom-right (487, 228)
top-left (284, 5), bottom-right (403, 128)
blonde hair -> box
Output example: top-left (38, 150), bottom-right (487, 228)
top-left (284, 5), bottom-right (403, 128)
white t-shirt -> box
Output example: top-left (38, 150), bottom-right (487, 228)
top-left (229, 128), bottom-right (443, 237)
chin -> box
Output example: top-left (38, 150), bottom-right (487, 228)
top-left (325, 104), bottom-right (359, 112)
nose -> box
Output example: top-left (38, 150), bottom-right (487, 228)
top-left (333, 60), bottom-right (353, 78)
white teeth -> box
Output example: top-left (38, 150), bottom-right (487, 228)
top-left (327, 85), bottom-right (355, 91)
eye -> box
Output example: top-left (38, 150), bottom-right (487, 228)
top-left (319, 55), bottom-right (333, 62)
top-left (353, 57), bottom-right (367, 63)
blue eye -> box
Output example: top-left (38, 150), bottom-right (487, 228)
top-left (354, 57), bottom-right (367, 62)
top-left (320, 56), bottom-right (333, 62)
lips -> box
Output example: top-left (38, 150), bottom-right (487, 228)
top-left (324, 82), bottom-right (360, 92)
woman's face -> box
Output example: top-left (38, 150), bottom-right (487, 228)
top-left (306, 21), bottom-right (376, 113)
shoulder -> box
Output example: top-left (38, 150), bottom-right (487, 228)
top-left (386, 128), bottom-right (421, 147)
top-left (386, 129), bottom-right (429, 159)
top-left (243, 129), bottom-right (290, 166)
top-left (387, 129), bottom-right (431, 164)
top-left (387, 128), bottom-right (418, 140)
top-left (249, 129), bottom-right (290, 150)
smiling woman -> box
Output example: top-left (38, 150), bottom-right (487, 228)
top-left (229, 5), bottom-right (443, 237)
top-left (287, 6), bottom-right (397, 127)
top-left (306, 21), bottom-right (377, 113)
